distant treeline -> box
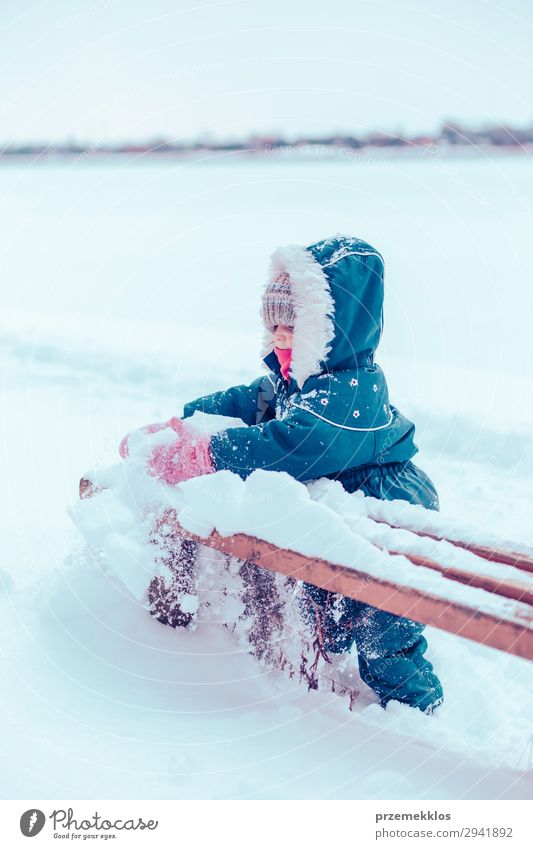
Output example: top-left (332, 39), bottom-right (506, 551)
top-left (2, 121), bottom-right (533, 158)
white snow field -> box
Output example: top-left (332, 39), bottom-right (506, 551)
top-left (1, 153), bottom-right (532, 800)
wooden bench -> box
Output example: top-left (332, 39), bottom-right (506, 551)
top-left (79, 477), bottom-right (533, 660)
top-left (171, 519), bottom-right (533, 661)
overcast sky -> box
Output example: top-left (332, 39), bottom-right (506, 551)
top-left (2, 0), bottom-right (532, 143)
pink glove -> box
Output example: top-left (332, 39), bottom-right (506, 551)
top-left (119, 416), bottom-right (215, 484)
top-left (148, 430), bottom-right (215, 485)
top-left (119, 416), bottom-right (184, 459)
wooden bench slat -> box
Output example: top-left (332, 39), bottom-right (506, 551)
top-left (365, 512), bottom-right (533, 576)
top-left (384, 548), bottom-right (533, 607)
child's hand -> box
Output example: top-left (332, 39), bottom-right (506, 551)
top-left (147, 431), bottom-right (215, 485)
top-left (119, 416), bottom-right (184, 459)
top-left (119, 416), bottom-right (215, 484)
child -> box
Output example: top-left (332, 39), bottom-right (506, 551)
top-left (121, 234), bottom-right (444, 714)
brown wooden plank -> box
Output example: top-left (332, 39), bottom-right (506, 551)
top-left (437, 539), bottom-right (533, 576)
top-left (375, 520), bottom-right (533, 576)
top-left (174, 521), bottom-right (533, 661)
top-left (384, 548), bottom-right (533, 607)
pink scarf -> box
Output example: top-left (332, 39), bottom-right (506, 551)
top-left (274, 346), bottom-right (292, 381)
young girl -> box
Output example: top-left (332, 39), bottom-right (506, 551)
top-left (121, 234), bottom-right (444, 714)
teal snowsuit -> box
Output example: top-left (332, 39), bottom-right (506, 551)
top-left (183, 235), bottom-right (443, 712)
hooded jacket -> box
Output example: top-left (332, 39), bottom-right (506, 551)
top-left (182, 235), bottom-right (419, 481)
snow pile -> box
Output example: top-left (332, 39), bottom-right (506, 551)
top-left (71, 413), bottom-right (316, 676)
top-left (177, 468), bottom-right (532, 622)
top-left (360, 488), bottom-right (533, 558)
top-left (69, 412), bottom-right (246, 601)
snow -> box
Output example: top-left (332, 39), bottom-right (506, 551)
top-left (70, 447), bottom-right (533, 681)
top-left (309, 481), bottom-right (533, 584)
top-left (361, 492), bottom-right (533, 559)
top-left (1, 155), bottom-right (533, 800)
top-left (175, 467), bottom-right (532, 617)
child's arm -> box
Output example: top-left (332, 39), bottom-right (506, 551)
top-left (209, 408), bottom-right (376, 481)
top-left (130, 405), bottom-right (376, 486)
top-left (182, 374), bottom-right (273, 427)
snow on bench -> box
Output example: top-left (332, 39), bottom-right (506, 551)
top-left (171, 469), bottom-right (533, 660)
top-left (72, 413), bottom-right (533, 661)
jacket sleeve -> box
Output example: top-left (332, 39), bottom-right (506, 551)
top-left (209, 407), bottom-right (376, 481)
top-left (182, 375), bottom-right (273, 427)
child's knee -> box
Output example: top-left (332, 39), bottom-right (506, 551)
top-left (352, 605), bottom-right (426, 659)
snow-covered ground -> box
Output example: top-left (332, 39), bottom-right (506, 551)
top-left (1, 154), bottom-right (532, 799)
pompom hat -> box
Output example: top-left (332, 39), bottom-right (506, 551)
top-left (261, 271), bottom-right (295, 329)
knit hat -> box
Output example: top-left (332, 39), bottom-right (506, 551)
top-left (262, 271), bottom-right (295, 329)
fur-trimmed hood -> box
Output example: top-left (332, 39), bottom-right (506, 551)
top-left (261, 235), bottom-right (385, 389)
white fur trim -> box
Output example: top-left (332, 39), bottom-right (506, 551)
top-left (261, 245), bottom-right (335, 388)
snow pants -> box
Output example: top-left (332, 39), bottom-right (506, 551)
top-left (302, 460), bottom-right (444, 712)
